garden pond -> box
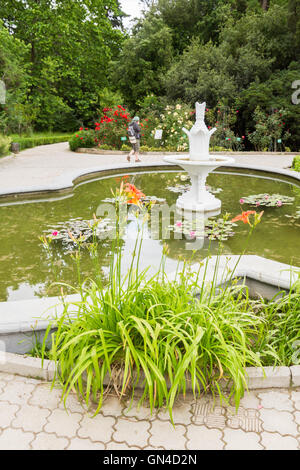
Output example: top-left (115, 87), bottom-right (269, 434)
top-left (0, 168), bottom-right (299, 302)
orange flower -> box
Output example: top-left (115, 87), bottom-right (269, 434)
top-left (232, 210), bottom-right (264, 227)
top-left (124, 183), bottom-right (145, 205)
top-left (231, 211), bottom-right (256, 225)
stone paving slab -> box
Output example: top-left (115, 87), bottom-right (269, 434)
top-left (0, 143), bottom-right (296, 197)
top-left (0, 372), bottom-right (299, 450)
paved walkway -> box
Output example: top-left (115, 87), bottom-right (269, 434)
top-left (0, 145), bottom-right (299, 450)
top-left (0, 372), bottom-right (299, 450)
top-left (0, 143), bottom-right (296, 196)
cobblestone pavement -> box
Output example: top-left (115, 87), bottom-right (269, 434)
top-left (0, 372), bottom-right (299, 450)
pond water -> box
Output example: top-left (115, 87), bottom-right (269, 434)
top-left (0, 168), bottom-right (299, 302)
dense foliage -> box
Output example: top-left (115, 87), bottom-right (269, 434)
top-left (0, 0), bottom-right (299, 150)
top-left (0, 0), bottom-right (124, 133)
top-left (293, 155), bottom-right (300, 170)
top-left (113, 0), bottom-right (300, 150)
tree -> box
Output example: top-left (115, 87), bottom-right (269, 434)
top-left (110, 13), bottom-right (173, 107)
top-left (0, 20), bottom-right (30, 132)
top-left (260, 0), bottom-right (270, 10)
top-left (238, 64), bottom-right (300, 150)
top-left (154, 0), bottom-right (251, 50)
top-left (163, 4), bottom-right (293, 105)
top-left (0, 0), bottom-right (124, 129)
top-left (288, 0), bottom-right (300, 58)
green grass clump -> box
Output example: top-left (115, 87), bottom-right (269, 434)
top-left (292, 156), bottom-right (300, 172)
top-left (0, 134), bottom-right (11, 156)
top-left (45, 269), bottom-right (266, 418)
top-left (41, 207), bottom-right (268, 420)
top-left (254, 287), bottom-right (300, 366)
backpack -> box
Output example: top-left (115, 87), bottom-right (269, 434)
top-left (128, 124), bottom-right (137, 143)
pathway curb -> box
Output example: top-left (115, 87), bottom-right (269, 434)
top-left (0, 352), bottom-right (54, 381)
top-left (291, 366), bottom-right (300, 387)
top-left (1, 352), bottom-right (296, 391)
top-left (76, 148), bottom-right (300, 157)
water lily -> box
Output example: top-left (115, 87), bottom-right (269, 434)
top-left (277, 200), bottom-right (283, 207)
top-left (239, 198), bottom-right (245, 205)
top-left (52, 231), bottom-right (58, 237)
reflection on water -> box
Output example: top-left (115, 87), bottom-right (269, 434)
top-left (0, 169), bottom-right (299, 302)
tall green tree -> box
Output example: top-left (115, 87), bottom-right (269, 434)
top-left (288, 0), bottom-right (300, 58)
top-left (0, 20), bottom-right (30, 132)
top-left (163, 4), bottom-right (293, 105)
top-left (110, 12), bottom-right (173, 107)
top-left (0, 0), bottom-right (124, 129)
top-left (153, 0), bottom-right (251, 51)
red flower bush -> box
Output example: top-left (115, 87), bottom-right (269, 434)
top-left (94, 106), bottom-right (132, 149)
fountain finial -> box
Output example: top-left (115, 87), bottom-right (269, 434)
top-left (195, 101), bottom-right (206, 122)
top-left (182, 102), bottom-right (216, 161)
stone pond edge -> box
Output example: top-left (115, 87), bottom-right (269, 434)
top-left (0, 155), bottom-right (299, 199)
top-left (1, 351), bottom-right (299, 392)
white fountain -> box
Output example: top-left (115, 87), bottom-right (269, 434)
top-left (164, 102), bottom-right (235, 215)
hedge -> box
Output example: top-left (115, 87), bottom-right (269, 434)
top-left (11, 134), bottom-right (73, 151)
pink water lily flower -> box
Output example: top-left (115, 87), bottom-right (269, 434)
top-left (52, 231), bottom-right (58, 237)
top-left (239, 198), bottom-right (245, 204)
top-left (176, 221), bottom-right (182, 227)
top-left (189, 231), bottom-right (196, 238)
top-left (277, 200), bottom-right (283, 207)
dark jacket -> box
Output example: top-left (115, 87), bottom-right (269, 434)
top-left (131, 121), bottom-right (141, 140)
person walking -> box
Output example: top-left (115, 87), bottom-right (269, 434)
top-left (127, 116), bottom-right (141, 163)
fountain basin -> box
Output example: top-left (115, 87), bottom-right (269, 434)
top-left (164, 155), bottom-right (235, 214)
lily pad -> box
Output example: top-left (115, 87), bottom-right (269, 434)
top-left (167, 183), bottom-right (222, 195)
top-left (169, 216), bottom-right (237, 241)
top-left (240, 193), bottom-right (294, 207)
top-left (44, 218), bottom-right (114, 251)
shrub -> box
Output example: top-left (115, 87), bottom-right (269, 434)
top-left (247, 107), bottom-right (290, 152)
top-left (139, 145), bottom-right (151, 152)
top-left (150, 103), bottom-right (193, 151)
top-left (210, 145), bottom-right (229, 152)
top-left (121, 144), bottom-right (131, 151)
top-left (69, 129), bottom-right (96, 151)
top-left (13, 134), bottom-right (73, 151)
top-left (0, 134), bottom-right (11, 156)
top-left (99, 144), bottom-right (114, 150)
top-left (94, 106), bottom-right (131, 150)
top-left (292, 156), bottom-right (300, 172)
top-left (204, 104), bottom-right (245, 151)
